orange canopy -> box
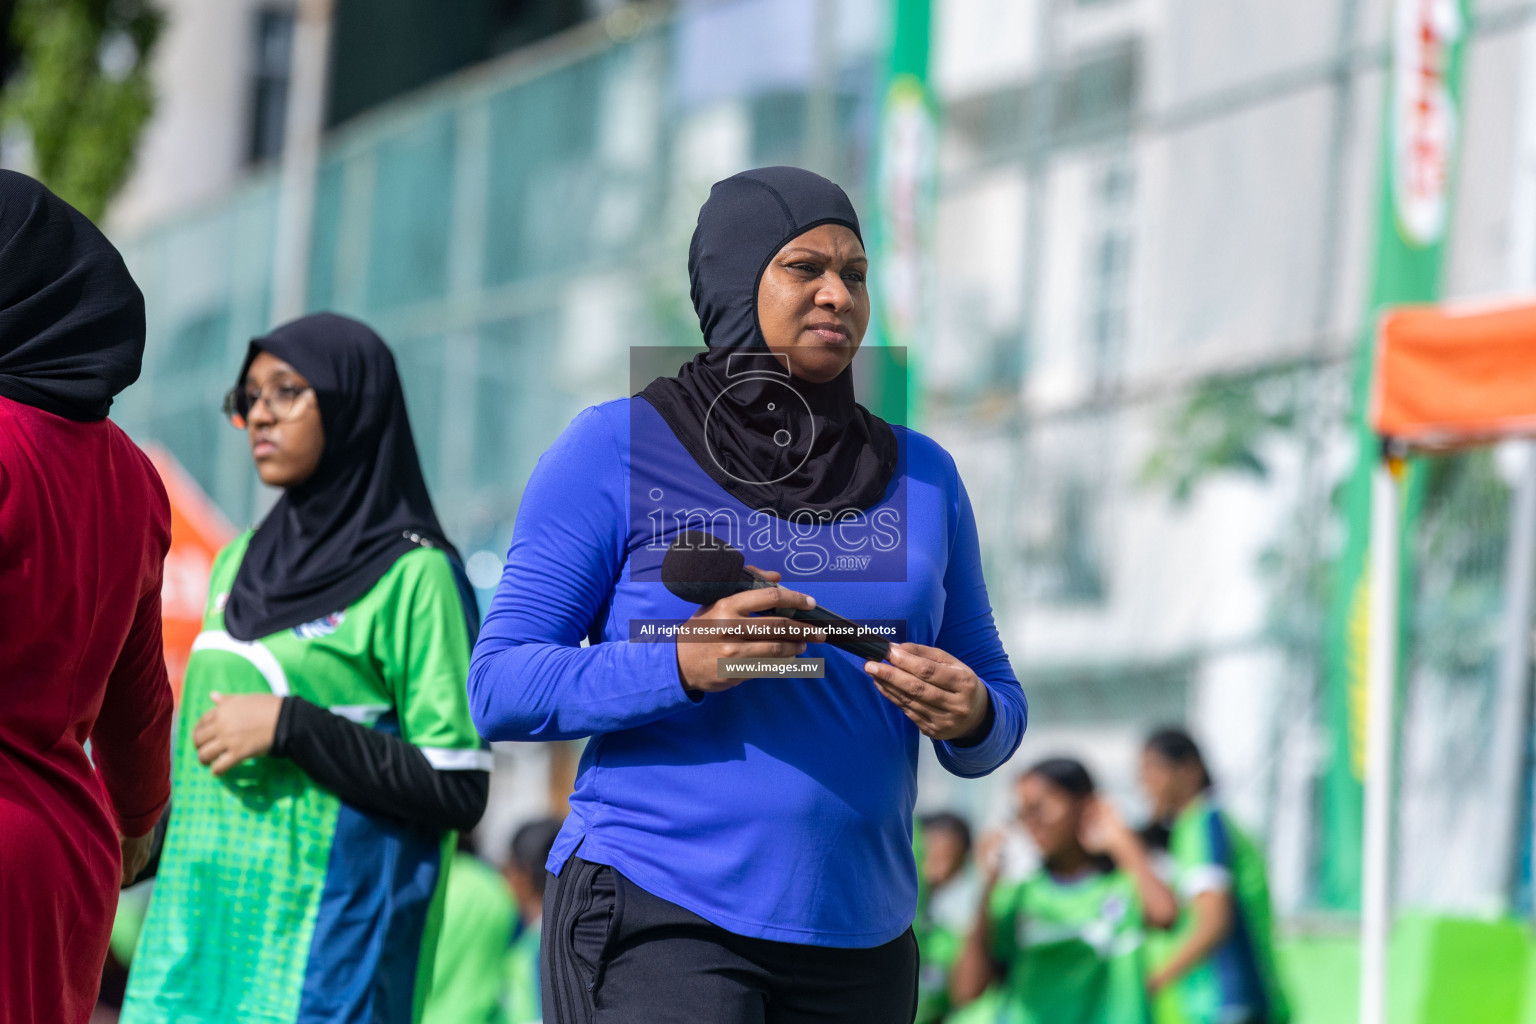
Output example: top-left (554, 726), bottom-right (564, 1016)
top-left (146, 446), bottom-right (236, 702)
top-left (1373, 302), bottom-right (1536, 450)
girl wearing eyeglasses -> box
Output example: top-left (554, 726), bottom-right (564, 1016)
top-left (122, 313), bottom-right (489, 1024)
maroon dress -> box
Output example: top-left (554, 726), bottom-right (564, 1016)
top-left (0, 395), bottom-right (174, 1023)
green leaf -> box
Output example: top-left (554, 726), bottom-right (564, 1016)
top-left (2, 0), bottom-right (163, 221)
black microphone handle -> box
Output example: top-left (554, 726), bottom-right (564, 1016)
top-left (741, 570), bottom-right (893, 662)
top-left (779, 605), bottom-right (891, 662)
top-left (796, 609), bottom-right (891, 661)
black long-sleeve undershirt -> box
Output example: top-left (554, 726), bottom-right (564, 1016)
top-left (271, 696), bottom-right (488, 833)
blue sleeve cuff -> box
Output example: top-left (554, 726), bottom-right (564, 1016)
top-left (589, 637), bottom-right (704, 727)
top-left (934, 681), bottom-right (1026, 778)
top-left (674, 640), bottom-right (706, 705)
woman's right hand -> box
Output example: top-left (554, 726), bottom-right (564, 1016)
top-left (674, 567), bottom-right (825, 695)
top-left (1079, 796), bottom-right (1136, 859)
top-left (120, 830), bottom-right (155, 886)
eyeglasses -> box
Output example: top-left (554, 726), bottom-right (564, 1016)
top-left (222, 383), bottom-right (313, 427)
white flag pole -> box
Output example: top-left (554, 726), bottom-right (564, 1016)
top-left (1359, 449), bottom-right (1402, 1024)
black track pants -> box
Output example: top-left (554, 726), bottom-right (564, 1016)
top-left (542, 855), bottom-right (919, 1024)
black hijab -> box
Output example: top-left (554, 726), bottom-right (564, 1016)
top-left (223, 313), bottom-right (458, 641)
top-left (639, 166), bottom-right (898, 520)
top-left (0, 170), bottom-right (146, 420)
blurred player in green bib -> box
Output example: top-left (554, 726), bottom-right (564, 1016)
top-left (914, 812), bottom-right (974, 1024)
top-left (122, 314), bottom-right (489, 1024)
top-left (502, 817), bottom-right (563, 1024)
top-left (949, 758), bottom-right (1177, 1024)
top-left (1139, 729), bottom-right (1291, 1024)
top-left (422, 834), bottom-right (516, 1024)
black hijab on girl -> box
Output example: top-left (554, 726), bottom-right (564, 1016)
top-left (1026, 757), bottom-right (1097, 798)
top-left (0, 170), bottom-right (146, 421)
top-left (1024, 757), bottom-right (1116, 875)
top-left (223, 313), bottom-right (458, 641)
top-left (1145, 726), bottom-right (1213, 790)
top-left (640, 166), bottom-right (899, 520)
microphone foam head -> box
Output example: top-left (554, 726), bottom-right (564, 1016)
top-left (661, 531), bottom-right (747, 606)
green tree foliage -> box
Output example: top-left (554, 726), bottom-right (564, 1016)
top-left (1140, 363), bottom-right (1326, 652)
top-left (1410, 449), bottom-right (1509, 682)
top-left (1139, 366), bottom-right (1301, 506)
top-left (1, 0), bottom-right (162, 221)
top-left (1140, 363), bottom-right (1510, 674)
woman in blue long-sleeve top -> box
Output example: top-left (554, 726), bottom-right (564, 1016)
top-left (469, 165), bottom-right (1027, 1024)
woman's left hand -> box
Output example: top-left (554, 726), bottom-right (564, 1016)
top-left (193, 692), bottom-right (282, 775)
top-left (863, 643), bottom-right (991, 741)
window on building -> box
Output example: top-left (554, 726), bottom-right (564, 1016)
top-left (248, 8), bottom-right (296, 165)
top-left (944, 39), bottom-right (1140, 171)
top-left (1085, 155), bottom-right (1135, 394)
top-left (1053, 40), bottom-right (1139, 139)
top-left (1021, 419), bottom-right (1114, 608)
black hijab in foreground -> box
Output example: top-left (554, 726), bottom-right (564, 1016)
top-left (223, 313), bottom-right (458, 642)
top-left (0, 170), bottom-right (146, 420)
top-left (640, 166), bottom-right (898, 519)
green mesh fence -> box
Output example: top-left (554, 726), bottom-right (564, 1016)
top-left (106, 1), bottom-right (1536, 921)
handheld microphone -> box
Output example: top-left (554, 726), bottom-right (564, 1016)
top-left (659, 530), bottom-right (892, 662)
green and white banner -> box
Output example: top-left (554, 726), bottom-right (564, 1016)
top-left (867, 0), bottom-right (936, 427)
top-left (1321, 0), bottom-right (1471, 910)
